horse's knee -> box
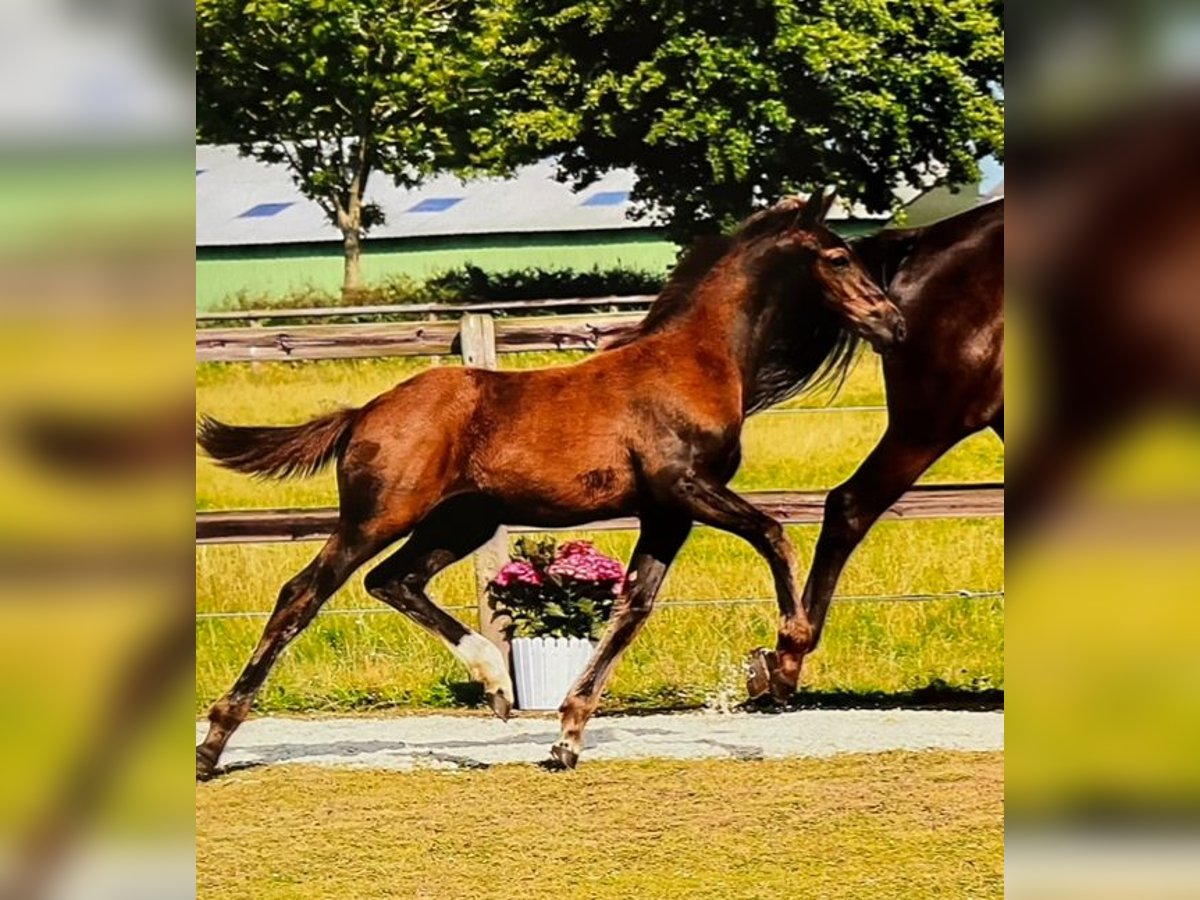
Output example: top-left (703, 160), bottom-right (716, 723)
top-left (824, 487), bottom-right (869, 542)
top-left (207, 695), bottom-right (248, 731)
top-left (758, 519), bottom-right (796, 568)
top-left (271, 569), bottom-right (312, 613)
top-left (623, 586), bottom-right (656, 618)
top-left (363, 566), bottom-right (425, 605)
top-left (762, 518), bottom-right (786, 547)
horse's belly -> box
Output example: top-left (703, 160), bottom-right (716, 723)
top-left (479, 462), bottom-right (638, 528)
top-left (500, 499), bottom-right (636, 530)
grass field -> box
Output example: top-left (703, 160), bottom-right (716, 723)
top-left (195, 751), bottom-right (1003, 899)
top-left (196, 349), bottom-right (1004, 713)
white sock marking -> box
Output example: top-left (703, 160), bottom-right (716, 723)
top-left (452, 633), bottom-right (512, 696)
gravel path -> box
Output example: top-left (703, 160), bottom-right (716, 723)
top-left (198, 708), bottom-right (1003, 772)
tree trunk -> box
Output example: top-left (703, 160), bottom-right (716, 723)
top-left (342, 227), bottom-right (362, 295)
top-left (338, 147), bottom-right (369, 298)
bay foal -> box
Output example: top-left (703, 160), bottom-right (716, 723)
top-left (196, 191), bottom-right (904, 777)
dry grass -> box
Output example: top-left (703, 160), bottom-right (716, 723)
top-left (195, 751), bottom-right (1003, 900)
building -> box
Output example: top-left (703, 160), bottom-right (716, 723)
top-left (196, 144), bottom-right (997, 310)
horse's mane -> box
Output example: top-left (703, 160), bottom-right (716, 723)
top-left (610, 234), bottom-right (733, 343)
top-left (607, 197), bottom-right (860, 412)
top-left (850, 199), bottom-right (1003, 291)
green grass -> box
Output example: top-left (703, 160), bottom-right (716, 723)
top-left (196, 350), bottom-right (1004, 714)
top-left (196, 752), bottom-right (1004, 900)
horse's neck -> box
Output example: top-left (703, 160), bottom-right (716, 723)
top-left (853, 228), bottom-right (922, 290)
top-left (666, 264), bottom-right (785, 391)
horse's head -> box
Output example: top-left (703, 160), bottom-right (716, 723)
top-left (762, 189), bottom-right (907, 352)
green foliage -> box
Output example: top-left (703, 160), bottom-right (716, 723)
top-left (196, 0), bottom-right (495, 263)
top-left (208, 263), bottom-right (666, 315)
top-left (426, 263), bottom-right (664, 302)
top-left (489, 0), bottom-right (1004, 238)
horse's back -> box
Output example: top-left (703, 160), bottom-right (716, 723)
top-left (885, 203), bottom-right (1004, 431)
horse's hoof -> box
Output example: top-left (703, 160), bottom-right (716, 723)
top-left (196, 748), bottom-right (217, 782)
top-left (486, 689), bottom-right (513, 722)
top-left (769, 669), bottom-right (797, 705)
top-left (549, 742), bottom-right (579, 771)
top-left (745, 647), bottom-right (778, 701)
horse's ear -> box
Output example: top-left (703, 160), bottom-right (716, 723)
top-left (818, 185), bottom-right (838, 221)
top-left (799, 186), bottom-right (837, 227)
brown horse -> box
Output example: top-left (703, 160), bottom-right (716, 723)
top-left (195, 191), bottom-right (905, 778)
top-left (746, 199), bottom-right (1004, 700)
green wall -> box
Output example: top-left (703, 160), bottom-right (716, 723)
top-left (195, 220), bottom-right (894, 311)
top-left (196, 230), bottom-right (680, 310)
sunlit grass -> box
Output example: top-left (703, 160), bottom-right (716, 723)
top-left (196, 519), bottom-right (1002, 713)
top-left (196, 753), bottom-right (1004, 900)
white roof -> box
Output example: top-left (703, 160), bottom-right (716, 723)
top-left (196, 144), bottom-right (900, 248)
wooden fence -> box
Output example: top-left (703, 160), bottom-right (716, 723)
top-left (196, 485), bottom-right (1003, 545)
top-left (196, 294), bottom-right (655, 324)
top-left (196, 314), bottom-right (643, 362)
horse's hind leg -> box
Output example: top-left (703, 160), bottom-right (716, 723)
top-left (551, 512), bottom-right (691, 769)
top-left (196, 529), bottom-right (384, 780)
top-left (363, 496), bottom-right (514, 718)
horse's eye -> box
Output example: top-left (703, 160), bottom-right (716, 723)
top-left (829, 255), bottom-right (850, 270)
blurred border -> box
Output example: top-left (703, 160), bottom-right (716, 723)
top-left (1006, 1), bottom-right (1200, 895)
top-left (0, 2), bottom-right (195, 898)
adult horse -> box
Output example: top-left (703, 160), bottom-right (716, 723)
top-left (746, 199), bottom-right (1004, 701)
top-left (195, 191), bottom-right (906, 778)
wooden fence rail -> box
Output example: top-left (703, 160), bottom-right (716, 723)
top-left (195, 484), bottom-right (1003, 545)
top-left (196, 294), bottom-right (656, 324)
top-left (196, 313), bottom-right (643, 362)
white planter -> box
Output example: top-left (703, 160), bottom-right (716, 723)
top-left (511, 636), bottom-right (595, 711)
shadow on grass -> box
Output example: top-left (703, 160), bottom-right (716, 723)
top-left (768, 684), bottom-right (1003, 712)
top-left (602, 682), bottom-right (1003, 717)
top-left (225, 681), bottom-right (1002, 719)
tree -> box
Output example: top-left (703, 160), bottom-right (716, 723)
top-left (489, 0), bottom-right (1004, 240)
top-left (197, 0), bottom-right (491, 293)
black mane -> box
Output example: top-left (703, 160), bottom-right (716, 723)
top-left (607, 197), bottom-right (860, 412)
top-left (746, 300), bottom-right (859, 414)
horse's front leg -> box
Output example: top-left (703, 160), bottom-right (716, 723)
top-left (666, 469), bottom-right (811, 704)
top-left (551, 513), bottom-right (691, 769)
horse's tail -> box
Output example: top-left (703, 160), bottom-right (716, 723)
top-left (197, 408), bottom-right (358, 480)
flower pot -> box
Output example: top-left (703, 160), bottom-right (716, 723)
top-left (511, 636), bottom-right (595, 711)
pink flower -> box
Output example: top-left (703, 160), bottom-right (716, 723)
top-left (547, 543), bottom-right (625, 591)
top-left (492, 560), bottom-right (543, 588)
top-left (555, 540), bottom-right (597, 560)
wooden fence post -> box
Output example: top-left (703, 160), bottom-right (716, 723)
top-left (459, 313), bottom-right (512, 667)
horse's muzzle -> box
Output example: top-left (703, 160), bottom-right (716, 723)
top-left (862, 306), bottom-right (907, 351)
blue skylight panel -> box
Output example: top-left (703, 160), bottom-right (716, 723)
top-left (238, 202), bottom-right (293, 218)
top-left (582, 191), bottom-right (629, 207)
top-left (408, 197), bottom-right (462, 213)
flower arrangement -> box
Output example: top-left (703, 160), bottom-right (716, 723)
top-left (487, 537), bottom-right (626, 640)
